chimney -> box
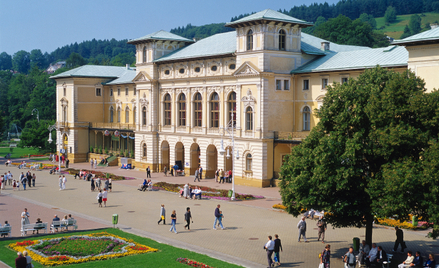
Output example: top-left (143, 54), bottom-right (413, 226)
top-left (431, 23), bottom-right (438, 29)
top-left (126, 64), bottom-right (130, 70)
top-left (321, 41), bottom-right (330, 51)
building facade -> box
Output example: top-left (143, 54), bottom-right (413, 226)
top-left (51, 10), bottom-right (439, 187)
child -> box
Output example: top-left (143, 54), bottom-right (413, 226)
top-left (274, 234), bottom-right (283, 266)
top-left (16, 180), bottom-right (20, 191)
top-left (13, 180), bottom-right (17, 190)
top-left (217, 210), bottom-right (224, 227)
top-left (97, 190), bottom-right (103, 207)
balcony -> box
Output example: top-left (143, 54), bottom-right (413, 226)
top-left (56, 121), bottom-right (90, 129)
top-left (274, 131), bottom-right (308, 142)
top-left (91, 122), bottom-right (136, 131)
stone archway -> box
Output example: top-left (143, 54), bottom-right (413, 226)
top-left (175, 142), bottom-right (185, 170)
top-left (206, 144), bottom-right (218, 179)
top-left (190, 143), bottom-right (200, 175)
top-left (161, 141), bottom-right (170, 171)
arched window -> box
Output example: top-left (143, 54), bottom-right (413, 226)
top-left (303, 106), bottom-right (311, 131)
top-left (133, 107), bottom-right (137, 124)
top-left (142, 107), bottom-right (147, 126)
top-left (210, 92), bottom-right (219, 128)
top-left (246, 153), bottom-right (252, 171)
top-left (178, 94), bottom-right (186, 126)
top-left (247, 30), bottom-right (253, 51)
top-left (228, 92), bottom-right (236, 127)
top-left (143, 46), bottom-right (147, 63)
top-left (125, 107), bottom-right (129, 123)
top-left (110, 107), bottom-right (114, 123)
top-left (279, 29), bottom-right (286, 51)
top-left (63, 106), bottom-right (67, 122)
top-left (246, 107), bottom-right (253, 131)
top-left (142, 143), bottom-right (147, 158)
top-left (164, 93), bottom-right (171, 126)
top-left (194, 92), bottom-right (202, 127)
top-left (117, 107), bottom-right (121, 123)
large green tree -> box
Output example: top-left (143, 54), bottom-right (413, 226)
top-left (384, 6), bottom-right (397, 23)
top-left (12, 50), bottom-right (30, 74)
top-left (19, 119), bottom-right (55, 151)
top-left (280, 67), bottom-right (439, 245)
top-left (409, 14), bottom-right (422, 35)
top-left (0, 52), bottom-right (12, 70)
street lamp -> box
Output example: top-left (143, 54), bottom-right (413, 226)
top-left (47, 124), bottom-right (61, 172)
top-left (219, 117), bottom-right (238, 201)
top-left (31, 108), bottom-right (39, 122)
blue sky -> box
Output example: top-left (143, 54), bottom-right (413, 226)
top-left (0, 0), bottom-right (338, 55)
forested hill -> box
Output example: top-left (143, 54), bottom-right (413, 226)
top-left (170, 23), bottom-right (234, 40)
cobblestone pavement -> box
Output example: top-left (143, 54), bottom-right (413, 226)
top-left (0, 159), bottom-right (438, 268)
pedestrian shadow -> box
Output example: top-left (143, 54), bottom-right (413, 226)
top-left (223, 226), bottom-right (240, 230)
top-left (278, 261), bottom-right (304, 267)
top-left (61, 188), bottom-right (77, 191)
top-left (104, 205), bottom-right (120, 208)
top-left (109, 191), bottom-right (123, 193)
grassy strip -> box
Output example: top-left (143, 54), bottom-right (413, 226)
top-left (0, 147), bottom-right (42, 159)
top-left (0, 228), bottom-right (243, 268)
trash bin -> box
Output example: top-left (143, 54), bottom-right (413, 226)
top-left (112, 214), bottom-right (118, 226)
top-left (227, 190), bottom-right (233, 198)
top-left (39, 163), bottom-right (43, 169)
top-left (353, 237), bottom-right (360, 251)
top-left (106, 173), bottom-right (109, 179)
top-left (412, 215), bottom-right (418, 227)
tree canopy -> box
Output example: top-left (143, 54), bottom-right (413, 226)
top-left (384, 6), bottom-right (397, 23)
top-left (279, 67), bottom-right (439, 244)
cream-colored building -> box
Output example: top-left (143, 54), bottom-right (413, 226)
top-left (51, 10), bottom-right (439, 187)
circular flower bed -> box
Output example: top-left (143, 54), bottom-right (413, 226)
top-left (9, 232), bottom-right (157, 266)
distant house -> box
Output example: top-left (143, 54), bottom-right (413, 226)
top-left (46, 61), bottom-right (66, 74)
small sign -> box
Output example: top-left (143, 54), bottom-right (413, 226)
top-left (185, 162), bottom-right (189, 167)
top-left (60, 149), bottom-right (66, 154)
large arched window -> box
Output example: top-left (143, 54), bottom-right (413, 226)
top-left (228, 92), bottom-right (236, 127)
top-left (164, 93), bottom-right (171, 126)
top-left (125, 107), bottom-right (129, 123)
top-left (279, 29), bottom-right (286, 51)
top-left (303, 106), bottom-right (311, 131)
top-left (133, 107), bottom-right (137, 124)
top-left (247, 30), bottom-right (253, 51)
top-left (246, 153), bottom-right (252, 171)
top-left (194, 92), bottom-right (202, 127)
top-left (142, 107), bottom-right (147, 126)
top-left (142, 143), bottom-right (147, 158)
top-left (117, 107), bottom-right (121, 123)
top-left (143, 46), bottom-right (147, 63)
top-left (210, 92), bottom-right (219, 128)
top-left (245, 107), bottom-right (253, 131)
top-left (178, 94), bottom-right (186, 126)
top-left (110, 106), bottom-right (114, 123)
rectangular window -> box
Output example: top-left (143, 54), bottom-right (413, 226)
top-left (125, 87), bottom-right (128, 96)
top-left (322, 78), bottom-right (328, 89)
top-left (284, 80), bottom-right (290, 90)
top-left (63, 87), bottom-right (66, 96)
top-left (110, 88), bottom-right (113, 96)
top-left (95, 88), bottom-right (101, 96)
top-left (133, 87), bottom-right (136, 95)
top-left (276, 80), bottom-right (282, 90)
top-left (303, 79), bottom-right (309, 90)
top-left (341, 77), bottom-right (348, 84)
top-left (117, 88), bottom-right (120, 96)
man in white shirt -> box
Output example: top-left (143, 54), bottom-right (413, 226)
top-left (357, 240), bottom-right (370, 264)
top-left (297, 217), bottom-right (308, 242)
top-left (365, 243), bottom-right (378, 267)
top-left (264, 235), bottom-right (275, 268)
top-left (398, 251), bottom-right (415, 268)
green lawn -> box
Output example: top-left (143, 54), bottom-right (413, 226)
top-left (0, 228), bottom-right (243, 268)
top-left (0, 147), bottom-right (42, 159)
top-left (375, 12), bottom-right (439, 39)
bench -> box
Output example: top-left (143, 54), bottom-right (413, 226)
top-left (63, 219), bottom-right (78, 231)
top-left (0, 226), bottom-right (11, 237)
top-left (21, 223), bottom-right (47, 236)
top-left (176, 170), bottom-right (185, 176)
top-left (51, 220), bottom-right (77, 233)
top-left (382, 253), bottom-right (393, 268)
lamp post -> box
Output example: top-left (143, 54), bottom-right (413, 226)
top-left (219, 117), bottom-right (239, 201)
top-left (47, 124), bottom-right (61, 172)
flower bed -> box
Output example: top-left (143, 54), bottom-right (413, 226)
top-left (9, 232), bottom-right (157, 266)
top-left (375, 217), bottom-right (429, 230)
top-left (272, 204), bottom-right (287, 210)
top-left (176, 257), bottom-right (215, 268)
top-left (64, 169), bottom-right (127, 181)
top-left (153, 182), bottom-right (264, 201)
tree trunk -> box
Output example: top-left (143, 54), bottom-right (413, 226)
top-left (365, 214), bottom-right (374, 246)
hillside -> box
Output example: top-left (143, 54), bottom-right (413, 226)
top-left (376, 12), bottom-right (439, 39)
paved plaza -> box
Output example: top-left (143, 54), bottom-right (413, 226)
top-left (0, 159), bottom-right (438, 268)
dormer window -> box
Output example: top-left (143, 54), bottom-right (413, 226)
top-left (279, 29), bottom-right (286, 51)
top-left (211, 66), bottom-right (217, 72)
top-left (194, 67), bottom-right (200, 73)
top-left (247, 30), bottom-right (253, 51)
top-left (179, 68), bottom-right (185, 74)
top-left (229, 64), bottom-right (236, 70)
top-left (164, 70), bottom-right (170, 75)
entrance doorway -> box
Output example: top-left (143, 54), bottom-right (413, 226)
top-left (175, 142), bottom-right (185, 170)
top-left (161, 141), bottom-right (170, 171)
top-left (206, 144), bottom-right (218, 179)
top-left (190, 143), bottom-right (200, 175)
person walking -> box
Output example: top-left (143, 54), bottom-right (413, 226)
top-left (62, 175), bottom-right (67, 190)
top-left (344, 247), bottom-right (356, 268)
top-left (146, 166), bottom-right (151, 178)
top-left (183, 183), bottom-right (189, 199)
top-left (90, 158), bottom-right (93, 169)
top-left (23, 250), bottom-right (33, 268)
top-left (164, 165), bottom-right (168, 177)
top-left (198, 166), bottom-right (203, 180)
top-left (66, 158), bottom-right (69, 168)
top-left (317, 216), bottom-right (327, 243)
top-left (169, 210), bottom-right (177, 234)
top-left (393, 226), bottom-right (405, 252)
top-left (15, 252), bottom-right (27, 268)
top-left (297, 216), bottom-right (308, 242)
top-left (194, 169), bottom-right (199, 182)
top-left (264, 235), bottom-right (275, 268)
top-left (21, 208), bottom-right (30, 234)
top-left (184, 207), bottom-right (192, 231)
top-left (94, 158), bottom-right (97, 169)
top-left (20, 172), bottom-right (27, 190)
top-left (32, 173), bottom-right (36, 187)
top-left (158, 204), bottom-right (166, 225)
top-left (26, 172), bottom-right (32, 188)
top-left (105, 178), bottom-right (110, 191)
top-left (274, 234), bottom-right (283, 266)
top-left (102, 188), bottom-right (108, 207)
top-left (58, 175), bottom-right (63, 190)
top-left (320, 244), bottom-right (331, 268)
top-left (97, 190), bottom-right (103, 207)
top-left (213, 204), bottom-right (224, 230)
top-left (90, 177), bottom-right (95, 192)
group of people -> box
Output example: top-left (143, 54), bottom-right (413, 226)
top-left (179, 183), bottom-right (202, 199)
top-left (58, 175), bottom-right (67, 190)
top-left (96, 188), bottom-right (108, 207)
top-left (296, 215), bottom-right (327, 243)
top-left (15, 251), bottom-right (32, 268)
top-left (1, 171), bottom-right (13, 190)
top-left (264, 234), bottom-right (283, 268)
top-left (90, 158), bottom-right (98, 169)
top-left (215, 169), bottom-right (232, 183)
top-left (139, 179), bottom-right (152, 191)
top-left (193, 166), bottom-right (203, 181)
top-left (11, 172), bottom-right (37, 190)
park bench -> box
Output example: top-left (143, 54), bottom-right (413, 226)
top-left (382, 253), bottom-right (393, 268)
top-left (21, 222), bottom-right (47, 236)
top-left (63, 219), bottom-right (78, 231)
top-left (176, 170), bottom-right (185, 176)
top-left (50, 220), bottom-right (78, 233)
top-left (0, 226), bottom-right (11, 237)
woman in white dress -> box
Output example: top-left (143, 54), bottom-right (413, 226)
top-left (21, 208), bottom-right (30, 234)
top-left (183, 183), bottom-right (189, 199)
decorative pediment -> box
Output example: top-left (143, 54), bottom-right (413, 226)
top-left (60, 97), bottom-right (68, 106)
top-left (241, 89), bottom-right (257, 108)
top-left (233, 61), bottom-right (261, 76)
top-left (115, 99), bottom-right (122, 109)
top-left (132, 71), bottom-right (152, 83)
top-left (140, 97), bottom-right (149, 108)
